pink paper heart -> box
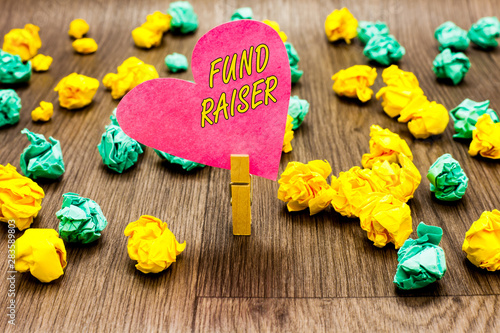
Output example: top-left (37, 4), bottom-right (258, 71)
top-left (117, 20), bottom-right (291, 180)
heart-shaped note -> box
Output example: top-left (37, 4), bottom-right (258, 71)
top-left (117, 20), bottom-right (291, 180)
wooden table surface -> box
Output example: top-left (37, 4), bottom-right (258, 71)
top-left (1, 0), bottom-right (500, 331)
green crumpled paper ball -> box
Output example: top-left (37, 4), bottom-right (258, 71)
top-left (20, 128), bottom-right (65, 180)
top-left (357, 21), bottom-right (389, 45)
top-left (434, 21), bottom-right (470, 51)
top-left (0, 89), bottom-right (21, 127)
top-left (154, 149), bottom-right (205, 171)
top-left (231, 7), bottom-right (253, 21)
top-left (0, 50), bottom-right (32, 84)
top-left (394, 222), bottom-right (447, 290)
top-left (165, 53), bottom-right (188, 73)
top-left (363, 34), bottom-right (405, 66)
top-left (168, 1), bottom-right (199, 34)
top-left (97, 111), bottom-right (144, 173)
top-left (468, 17), bottom-right (500, 49)
top-left (56, 192), bottom-right (108, 244)
top-left (450, 99), bottom-right (500, 139)
top-left (285, 42), bottom-right (303, 84)
top-left (288, 96), bottom-right (310, 130)
top-left (427, 154), bottom-right (468, 201)
top-left (432, 48), bottom-right (470, 85)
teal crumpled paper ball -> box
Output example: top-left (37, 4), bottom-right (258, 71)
top-left (56, 192), bottom-right (108, 244)
top-left (432, 48), bottom-right (470, 85)
top-left (468, 17), bottom-right (500, 49)
top-left (394, 222), bottom-right (447, 290)
top-left (363, 34), bottom-right (405, 66)
top-left (20, 128), bottom-right (65, 180)
top-left (168, 1), bottom-right (199, 34)
top-left (427, 154), bottom-right (468, 201)
top-left (97, 111), bottom-right (144, 173)
top-left (0, 89), bottom-right (21, 127)
top-left (357, 21), bottom-right (389, 45)
top-left (288, 96), bottom-right (310, 130)
top-left (231, 7), bottom-right (253, 21)
top-left (0, 50), bottom-right (32, 84)
top-left (450, 99), bottom-right (500, 139)
top-left (165, 53), bottom-right (188, 73)
top-left (285, 41), bottom-right (303, 84)
top-left (154, 149), bottom-right (205, 171)
top-left (434, 21), bottom-right (470, 51)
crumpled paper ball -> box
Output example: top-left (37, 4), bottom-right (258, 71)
top-left (278, 160), bottom-right (334, 215)
top-left (282, 115), bottom-right (294, 153)
top-left (12, 228), bottom-right (67, 283)
top-left (398, 95), bottom-right (450, 139)
top-left (142, 11), bottom-right (171, 33)
top-left (434, 21), bottom-right (470, 51)
top-left (0, 164), bottom-right (44, 230)
top-left (31, 54), bottom-right (52, 72)
top-left (468, 17), bottom-right (500, 49)
top-left (285, 42), bottom-right (303, 84)
top-left (124, 215), bottom-right (186, 274)
top-left (168, 1), bottom-right (199, 34)
top-left (2, 23), bottom-right (41, 61)
top-left (103, 57), bottom-right (159, 99)
top-left (0, 89), bottom-right (21, 127)
top-left (357, 21), bottom-right (389, 44)
top-left (359, 193), bottom-right (413, 248)
top-left (68, 19), bottom-right (89, 39)
top-left (363, 34), bottom-right (405, 66)
top-left (394, 222), bottom-right (447, 290)
top-left (324, 8), bottom-right (358, 44)
top-left (31, 101), bottom-right (53, 122)
top-left (469, 114), bottom-right (500, 159)
top-left (262, 20), bottom-right (287, 42)
top-left (0, 49), bottom-right (31, 83)
top-left (20, 128), bottom-right (65, 180)
top-left (131, 26), bottom-right (163, 49)
top-left (376, 86), bottom-right (424, 119)
top-left (432, 48), bottom-right (470, 85)
top-left (331, 65), bottom-right (377, 102)
top-left (427, 154), bottom-right (468, 201)
top-left (450, 99), bottom-right (500, 139)
top-left (463, 210), bottom-right (500, 271)
top-left (361, 125), bottom-right (413, 169)
top-left (56, 192), bottom-right (108, 244)
top-left (165, 52), bottom-right (188, 73)
top-left (231, 7), bottom-right (253, 21)
top-left (381, 65), bottom-right (421, 89)
top-left (54, 73), bottom-right (99, 109)
top-left (154, 149), bottom-right (205, 171)
top-left (72, 37), bottom-right (98, 54)
top-left (288, 95), bottom-right (309, 130)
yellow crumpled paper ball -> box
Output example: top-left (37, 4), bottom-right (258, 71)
top-left (142, 11), bottom-right (172, 33)
top-left (31, 101), bottom-right (53, 122)
top-left (68, 19), bottom-right (89, 39)
top-left (359, 193), bottom-right (413, 248)
top-left (72, 37), bottom-right (98, 54)
top-left (12, 228), bottom-right (67, 283)
top-left (2, 23), bottom-right (42, 61)
top-left (131, 26), bottom-right (163, 49)
top-left (31, 54), bottom-right (53, 72)
top-left (282, 115), bottom-right (294, 153)
top-left (325, 8), bottom-right (358, 44)
top-left (262, 20), bottom-right (288, 42)
top-left (103, 56), bottom-right (159, 99)
top-left (463, 210), bottom-right (500, 271)
top-left (469, 114), bottom-right (500, 159)
top-left (54, 73), bottom-right (100, 109)
top-left (331, 65), bottom-right (377, 102)
top-left (381, 65), bottom-right (421, 89)
top-left (278, 160), bottom-right (335, 215)
top-left (398, 95), bottom-right (449, 139)
top-left (361, 125), bottom-right (413, 169)
top-left (124, 215), bottom-right (186, 274)
top-left (0, 164), bottom-right (44, 230)
top-left (376, 85), bottom-right (424, 118)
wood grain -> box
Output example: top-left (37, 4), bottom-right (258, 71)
top-left (0, 0), bottom-right (499, 331)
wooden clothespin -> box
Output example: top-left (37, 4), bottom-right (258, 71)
top-left (230, 154), bottom-right (252, 235)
